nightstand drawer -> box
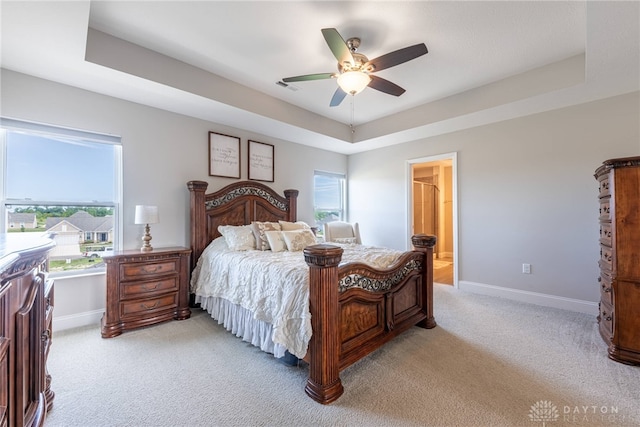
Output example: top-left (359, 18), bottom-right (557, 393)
top-left (121, 294), bottom-right (177, 317)
top-left (121, 277), bottom-right (178, 299)
top-left (120, 259), bottom-right (179, 279)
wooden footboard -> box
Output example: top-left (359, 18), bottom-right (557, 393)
top-left (188, 180), bottom-right (437, 405)
top-left (304, 234), bottom-right (437, 404)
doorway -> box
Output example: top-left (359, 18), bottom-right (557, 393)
top-left (408, 153), bottom-right (457, 286)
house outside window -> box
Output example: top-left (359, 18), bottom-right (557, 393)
top-left (1, 118), bottom-right (122, 277)
top-left (313, 170), bottom-right (346, 235)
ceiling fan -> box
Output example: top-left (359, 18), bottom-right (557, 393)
top-left (282, 28), bottom-right (428, 107)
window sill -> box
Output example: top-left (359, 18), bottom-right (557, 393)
top-left (50, 270), bottom-right (106, 280)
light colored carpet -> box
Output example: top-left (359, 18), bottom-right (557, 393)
top-left (46, 285), bottom-right (640, 427)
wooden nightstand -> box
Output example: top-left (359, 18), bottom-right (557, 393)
top-left (101, 246), bottom-right (191, 338)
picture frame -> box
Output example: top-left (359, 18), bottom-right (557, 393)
top-left (209, 131), bottom-right (240, 178)
top-left (248, 140), bottom-right (274, 182)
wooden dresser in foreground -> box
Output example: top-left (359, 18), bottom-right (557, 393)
top-left (0, 234), bottom-right (55, 427)
top-left (101, 247), bottom-right (191, 338)
top-left (594, 156), bottom-right (640, 365)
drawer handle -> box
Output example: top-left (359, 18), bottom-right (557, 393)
top-left (141, 301), bottom-right (160, 310)
top-left (142, 282), bottom-right (160, 291)
top-left (41, 329), bottom-right (51, 343)
top-left (141, 265), bottom-right (162, 273)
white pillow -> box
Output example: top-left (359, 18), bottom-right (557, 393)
top-left (217, 225), bottom-right (256, 251)
top-left (282, 229), bottom-right (317, 251)
top-left (278, 220), bottom-right (311, 231)
top-left (265, 230), bottom-right (287, 252)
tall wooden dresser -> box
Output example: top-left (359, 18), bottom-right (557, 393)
top-left (0, 234), bottom-right (55, 426)
top-left (594, 156), bottom-right (640, 365)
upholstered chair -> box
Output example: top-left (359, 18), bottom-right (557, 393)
top-left (323, 221), bottom-right (362, 244)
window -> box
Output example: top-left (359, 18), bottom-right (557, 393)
top-left (1, 118), bottom-right (122, 277)
top-left (313, 170), bottom-right (346, 235)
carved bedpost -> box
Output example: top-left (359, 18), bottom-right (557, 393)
top-left (411, 234), bottom-right (438, 329)
top-left (187, 180), bottom-right (208, 271)
top-left (303, 244), bottom-right (344, 404)
top-left (284, 189), bottom-right (299, 221)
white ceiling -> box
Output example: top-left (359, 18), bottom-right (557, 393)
top-left (1, 1), bottom-right (639, 154)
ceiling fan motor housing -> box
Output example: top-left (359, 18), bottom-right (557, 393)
top-left (339, 52), bottom-right (371, 73)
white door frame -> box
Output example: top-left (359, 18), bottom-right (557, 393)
top-left (406, 152), bottom-right (459, 288)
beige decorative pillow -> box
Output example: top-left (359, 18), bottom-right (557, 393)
top-left (265, 230), bottom-right (287, 252)
top-left (334, 237), bottom-right (357, 244)
top-left (282, 229), bottom-right (317, 251)
top-left (251, 221), bottom-right (282, 251)
top-left (278, 220), bottom-right (311, 231)
top-left (218, 225), bottom-right (256, 251)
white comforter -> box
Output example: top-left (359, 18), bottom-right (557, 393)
top-left (190, 237), bottom-right (404, 358)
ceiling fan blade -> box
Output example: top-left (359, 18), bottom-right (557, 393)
top-left (330, 87), bottom-right (348, 107)
top-left (282, 73), bottom-right (335, 83)
top-left (321, 28), bottom-right (354, 66)
top-left (364, 43), bottom-right (428, 72)
top-left (368, 75), bottom-right (406, 97)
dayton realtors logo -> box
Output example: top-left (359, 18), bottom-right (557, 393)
top-left (529, 400), bottom-right (559, 426)
top-left (529, 400), bottom-right (631, 425)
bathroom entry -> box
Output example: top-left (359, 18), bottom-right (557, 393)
top-left (410, 155), bottom-right (456, 286)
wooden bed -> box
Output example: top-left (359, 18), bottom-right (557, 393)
top-left (187, 180), bottom-right (437, 404)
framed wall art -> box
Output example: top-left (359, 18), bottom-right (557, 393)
top-left (248, 140), bottom-right (274, 182)
top-left (209, 131), bottom-right (240, 178)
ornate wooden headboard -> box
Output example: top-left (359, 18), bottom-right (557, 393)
top-left (187, 180), bottom-right (299, 269)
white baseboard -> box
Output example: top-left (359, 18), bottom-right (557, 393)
top-left (458, 280), bottom-right (598, 315)
top-left (53, 309), bottom-right (103, 332)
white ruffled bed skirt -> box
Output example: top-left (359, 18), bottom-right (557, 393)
top-left (195, 295), bottom-right (288, 358)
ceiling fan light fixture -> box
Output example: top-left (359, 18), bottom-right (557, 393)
top-left (337, 71), bottom-right (371, 95)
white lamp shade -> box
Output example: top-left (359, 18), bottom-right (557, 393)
top-left (134, 205), bottom-right (159, 224)
top-left (337, 71), bottom-right (371, 95)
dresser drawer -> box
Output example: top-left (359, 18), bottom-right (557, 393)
top-left (120, 294), bottom-right (177, 318)
top-left (599, 199), bottom-right (611, 221)
top-left (599, 222), bottom-right (612, 246)
top-left (598, 174), bottom-right (611, 198)
top-left (599, 245), bottom-right (614, 271)
top-left (120, 259), bottom-right (179, 279)
top-left (598, 301), bottom-right (614, 336)
top-left (120, 277), bottom-right (178, 299)
top-left (599, 273), bottom-right (613, 305)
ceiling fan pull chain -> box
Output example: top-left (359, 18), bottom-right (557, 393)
top-left (350, 96), bottom-right (356, 134)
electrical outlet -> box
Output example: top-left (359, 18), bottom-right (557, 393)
top-left (522, 263), bottom-right (531, 274)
